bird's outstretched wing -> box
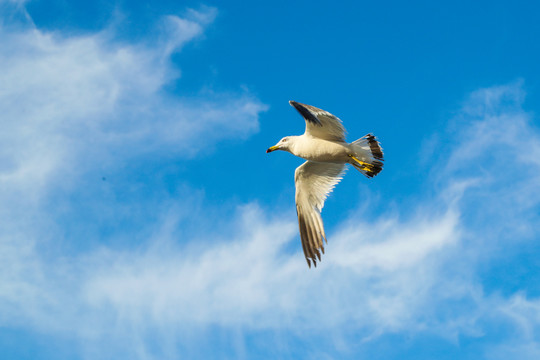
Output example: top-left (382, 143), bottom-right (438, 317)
top-left (289, 100), bottom-right (346, 141)
top-left (295, 161), bottom-right (346, 267)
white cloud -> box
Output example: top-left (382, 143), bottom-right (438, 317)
top-left (0, 6), bottom-right (267, 357)
top-left (0, 6), bottom-right (266, 202)
top-left (161, 7), bottom-right (217, 55)
top-left (1, 6), bottom-right (540, 360)
top-left (61, 81), bottom-right (540, 357)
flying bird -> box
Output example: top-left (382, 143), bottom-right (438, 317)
top-left (266, 101), bottom-right (384, 268)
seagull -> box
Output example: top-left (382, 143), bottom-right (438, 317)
top-left (266, 101), bottom-right (384, 268)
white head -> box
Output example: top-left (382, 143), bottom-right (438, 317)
top-left (266, 136), bottom-right (295, 153)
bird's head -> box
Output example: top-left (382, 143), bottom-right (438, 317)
top-left (266, 136), bottom-right (292, 153)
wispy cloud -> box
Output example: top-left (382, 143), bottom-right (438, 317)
top-left (1, 4), bottom-right (540, 360)
top-left (0, 5), bottom-right (265, 200)
top-left (68, 81), bottom-right (539, 357)
top-left (0, 6), bottom-right (267, 357)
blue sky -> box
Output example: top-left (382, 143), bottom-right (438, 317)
top-left (1, 0), bottom-right (540, 359)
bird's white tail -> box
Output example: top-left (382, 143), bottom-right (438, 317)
top-left (349, 134), bottom-right (384, 178)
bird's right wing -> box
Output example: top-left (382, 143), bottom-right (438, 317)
top-left (289, 101), bottom-right (346, 141)
top-left (295, 161), bottom-right (346, 267)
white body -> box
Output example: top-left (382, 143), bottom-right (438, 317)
top-left (286, 135), bottom-right (372, 164)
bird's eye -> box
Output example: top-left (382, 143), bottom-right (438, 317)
top-left (282, 138), bottom-right (288, 142)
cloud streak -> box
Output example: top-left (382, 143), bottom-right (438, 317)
top-left (0, 6), bottom-right (265, 199)
top-left (0, 6), bottom-right (266, 358)
top-left (1, 5), bottom-right (540, 360)
top-left (66, 81), bottom-right (540, 358)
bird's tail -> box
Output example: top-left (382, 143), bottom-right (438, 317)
top-left (348, 134), bottom-right (384, 178)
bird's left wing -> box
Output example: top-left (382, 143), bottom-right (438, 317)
top-left (290, 100), bottom-right (346, 141)
top-left (295, 161), bottom-right (346, 268)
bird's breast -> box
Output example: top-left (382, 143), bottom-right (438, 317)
top-left (293, 139), bottom-right (349, 162)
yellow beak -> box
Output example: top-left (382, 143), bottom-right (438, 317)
top-left (266, 145), bottom-right (279, 153)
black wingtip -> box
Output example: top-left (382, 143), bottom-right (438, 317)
top-left (289, 100), bottom-right (322, 126)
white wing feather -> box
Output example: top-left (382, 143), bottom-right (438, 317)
top-left (290, 101), bottom-right (346, 141)
top-left (294, 161), bottom-right (345, 267)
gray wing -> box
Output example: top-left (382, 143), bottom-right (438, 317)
top-left (289, 100), bottom-right (346, 141)
top-left (295, 161), bottom-right (346, 267)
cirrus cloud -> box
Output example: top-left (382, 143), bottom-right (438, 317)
top-left (1, 4), bottom-right (540, 360)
